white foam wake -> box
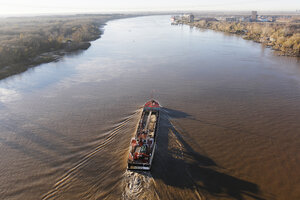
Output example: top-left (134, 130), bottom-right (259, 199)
top-left (122, 171), bottom-right (159, 200)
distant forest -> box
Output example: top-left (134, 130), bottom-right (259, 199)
top-left (0, 14), bottom-right (131, 79)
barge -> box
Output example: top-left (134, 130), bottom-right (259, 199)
top-left (127, 100), bottom-right (160, 170)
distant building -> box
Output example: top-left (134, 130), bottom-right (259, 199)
top-left (257, 16), bottom-right (275, 22)
top-left (182, 14), bottom-right (194, 23)
top-left (241, 16), bottom-right (251, 22)
top-left (189, 14), bottom-right (194, 23)
top-left (199, 17), bottom-right (218, 22)
top-left (251, 11), bottom-right (258, 22)
top-left (226, 17), bottom-right (237, 22)
top-left (171, 15), bottom-right (180, 22)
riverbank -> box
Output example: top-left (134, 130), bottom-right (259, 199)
top-left (179, 20), bottom-right (300, 57)
top-left (0, 14), bottom-right (139, 80)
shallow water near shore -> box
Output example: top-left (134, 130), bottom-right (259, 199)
top-left (0, 15), bottom-right (300, 200)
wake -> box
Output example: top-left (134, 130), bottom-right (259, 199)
top-left (42, 110), bottom-right (140, 200)
top-left (122, 170), bottom-right (159, 200)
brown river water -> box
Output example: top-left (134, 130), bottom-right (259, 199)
top-left (0, 15), bottom-right (300, 200)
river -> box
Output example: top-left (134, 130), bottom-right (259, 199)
top-left (0, 15), bottom-right (299, 200)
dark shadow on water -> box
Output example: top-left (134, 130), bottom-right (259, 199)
top-left (151, 107), bottom-right (266, 200)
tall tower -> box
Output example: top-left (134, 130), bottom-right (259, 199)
top-left (251, 11), bottom-right (257, 22)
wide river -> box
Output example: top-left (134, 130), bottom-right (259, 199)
top-left (0, 15), bottom-right (300, 200)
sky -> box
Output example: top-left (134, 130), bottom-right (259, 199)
top-left (0, 0), bottom-right (299, 15)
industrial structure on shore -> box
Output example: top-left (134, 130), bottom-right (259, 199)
top-left (171, 11), bottom-right (296, 25)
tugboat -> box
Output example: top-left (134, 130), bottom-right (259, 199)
top-left (127, 100), bottom-right (160, 170)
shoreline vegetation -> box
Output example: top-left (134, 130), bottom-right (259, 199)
top-left (177, 19), bottom-right (300, 57)
top-left (0, 14), bottom-right (138, 80)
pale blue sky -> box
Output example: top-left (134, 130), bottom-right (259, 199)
top-left (0, 0), bottom-right (298, 15)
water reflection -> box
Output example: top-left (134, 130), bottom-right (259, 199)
top-left (0, 87), bottom-right (20, 103)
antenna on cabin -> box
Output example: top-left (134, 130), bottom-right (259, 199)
top-left (150, 89), bottom-right (155, 100)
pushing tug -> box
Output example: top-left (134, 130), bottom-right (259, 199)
top-left (127, 100), bottom-right (160, 170)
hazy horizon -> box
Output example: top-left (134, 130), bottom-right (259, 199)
top-left (0, 0), bottom-right (299, 16)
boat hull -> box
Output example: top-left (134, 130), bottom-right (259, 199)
top-left (127, 100), bottom-right (160, 170)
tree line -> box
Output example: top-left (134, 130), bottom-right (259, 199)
top-left (189, 20), bottom-right (300, 57)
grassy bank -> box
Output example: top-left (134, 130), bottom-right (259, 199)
top-left (0, 14), bottom-right (136, 80)
top-left (184, 20), bottom-right (300, 57)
